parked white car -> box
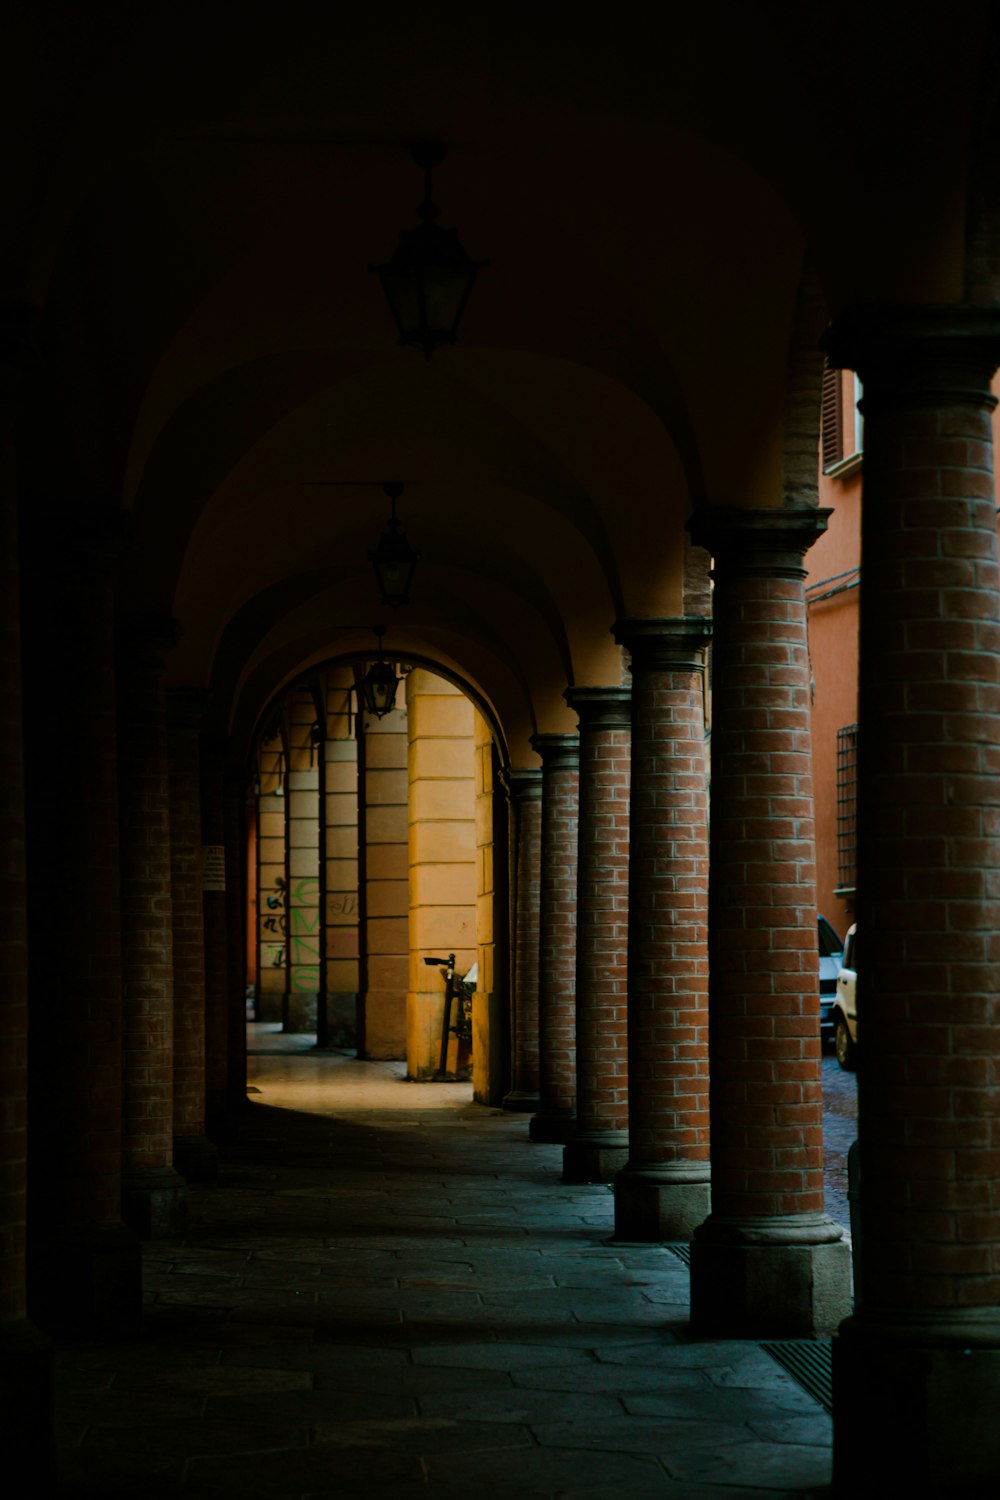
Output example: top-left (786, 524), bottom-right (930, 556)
top-left (818, 914), bottom-right (844, 1043)
top-left (831, 922), bottom-right (858, 1070)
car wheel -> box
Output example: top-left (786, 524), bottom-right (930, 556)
top-left (835, 1015), bottom-right (857, 1072)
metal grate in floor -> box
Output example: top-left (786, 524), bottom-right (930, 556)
top-left (667, 1243), bottom-right (692, 1265)
top-left (761, 1340), bottom-right (833, 1413)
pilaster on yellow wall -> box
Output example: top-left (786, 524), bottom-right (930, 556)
top-left (323, 668), bottom-right (359, 1046)
top-left (256, 731), bottom-right (286, 1022)
top-left (360, 700), bottom-right (409, 1059)
top-left (406, 669), bottom-right (477, 1080)
top-left (285, 687), bottom-right (321, 1032)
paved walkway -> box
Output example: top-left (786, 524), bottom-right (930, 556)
top-left (55, 1029), bottom-right (833, 1497)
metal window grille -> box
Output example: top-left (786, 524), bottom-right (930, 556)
top-left (836, 722), bottom-right (858, 892)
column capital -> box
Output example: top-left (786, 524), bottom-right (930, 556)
top-left (823, 302), bottom-right (1000, 408)
top-left (613, 616), bottom-right (712, 673)
top-left (509, 766), bottom-right (543, 802)
top-left (529, 732), bottom-right (579, 771)
top-left (687, 505), bottom-right (829, 580)
top-left (115, 615), bottom-right (181, 671)
top-left (563, 684), bottom-right (631, 730)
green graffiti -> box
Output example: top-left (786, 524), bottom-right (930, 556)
top-left (291, 965), bottom-right (320, 992)
top-left (290, 906), bottom-right (320, 935)
top-left (290, 935), bottom-right (320, 964)
top-left (292, 876), bottom-right (320, 903)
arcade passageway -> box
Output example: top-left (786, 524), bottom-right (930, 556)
top-left (9, 7), bottom-right (1000, 1494)
top-left (54, 1030), bottom-right (831, 1498)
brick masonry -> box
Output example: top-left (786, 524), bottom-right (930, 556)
top-left (827, 309), bottom-right (1000, 1320)
top-left (506, 768), bottom-right (543, 1107)
top-left (0, 394), bottom-right (28, 1324)
top-left (166, 693), bottom-right (207, 1146)
top-left (201, 737), bottom-right (231, 1127)
top-left (823, 304), bottom-right (1000, 1491)
top-left (529, 734), bottom-right (579, 1142)
top-left (692, 508), bottom-right (831, 1227)
top-left (685, 507), bottom-right (850, 1336)
top-left (563, 688), bottom-right (631, 1180)
top-left (612, 619), bottom-right (712, 1234)
top-left (116, 622), bottom-right (181, 1192)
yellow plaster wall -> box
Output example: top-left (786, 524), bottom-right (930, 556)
top-left (405, 669), bottom-right (477, 1080)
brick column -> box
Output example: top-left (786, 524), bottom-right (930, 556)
top-left (117, 619), bottom-right (187, 1237)
top-left (0, 310), bottom-right (53, 1484)
top-left (225, 774), bottom-right (250, 1111)
top-left (503, 768), bottom-right (542, 1112)
top-left (562, 688), bottom-right (631, 1182)
top-left (21, 505), bottom-right (141, 1335)
top-left (528, 734), bottom-right (579, 1144)
top-left (825, 306), bottom-right (1000, 1492)
top-left (201, 736), bottom-right (231, 1132)
top-left (687, 506), bottom-right (850, 1336)
top-left (612, 618), bottom-right (713, 1240)
top-left (166, 690), bottom-right (218, 1181)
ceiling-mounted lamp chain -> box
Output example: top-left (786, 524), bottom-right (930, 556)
top-left (368, 482), bottom-right (419, 607)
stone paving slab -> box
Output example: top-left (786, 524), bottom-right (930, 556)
top-left (51, 1041), bottom-right (833, 1497)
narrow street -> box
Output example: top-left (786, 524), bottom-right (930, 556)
top-left (821, 1052), bottom-right (858, 1232)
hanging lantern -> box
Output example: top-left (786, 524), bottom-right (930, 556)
top-left (371, 142), bottom-right (488, 359)
top-left (360, 626), bottom-right (400, 719)
top-left (369, 483), bottom-right (418, 607)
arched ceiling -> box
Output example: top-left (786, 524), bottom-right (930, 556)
top-left (10, 3), bottom-right (992, 762)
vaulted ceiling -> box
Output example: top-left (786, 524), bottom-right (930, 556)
top-left (9, 2), bottom-right (991, 762)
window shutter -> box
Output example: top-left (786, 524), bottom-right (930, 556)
top-left (821, 364), bottom-right (843, 471)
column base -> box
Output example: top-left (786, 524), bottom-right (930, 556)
top-left (174, 1133), bottom-right (220, 1183)
top-left (29, 1221), bottom-right (142, 1338)
top-left (123, 1165), bottom-right (188, 1239)
top-left (502, 1089), bottom-right (540, 1113)
top-left (690, 1213), bottom-right (851, 1337)
top-left (614, 1166), bottom-right (711, 1242)
top-left (834, 1313), bottom-right (1000, 1492)
top-left (0, 1317), bottom-right (53, 1489)
top-left (563, 1132), bottom-right (629, 1183)
top-left (529, 1110), bottom-right (576, 1144)
top-left (284, 991), bottom-right (317, 1033)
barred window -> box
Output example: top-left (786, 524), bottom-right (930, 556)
top-left (836, 723), bottom-right (858, 894)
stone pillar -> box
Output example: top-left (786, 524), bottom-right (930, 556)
top-left (687, 506), bottom-right (850, 1336)
top-left (528, 734), bottom-right (579, 1144)
top-left (612, 618), bottom-right (712, 1241)
top-left (21, 504), bottom-right (141, 1335)
top-left (200, 736), bottom-right (230, 1133)
top-left (503, 768), bottom-right (543, 1112)
top-left (0, 308), bottom-right (53, 1485)
top-left (116, 619), bottom-right (187, 1237)
top-left (824, 306), bottom-right (1000, 1492)
top-left (166, 691), bottom-right (218, 1181)
top-left (562, 688), bottom-right (632, 1183)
